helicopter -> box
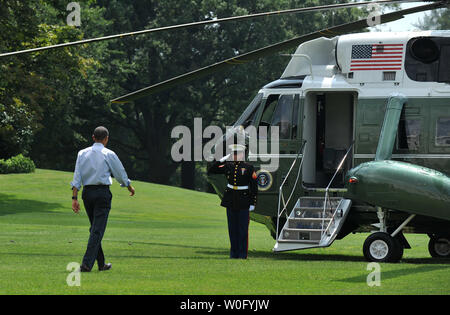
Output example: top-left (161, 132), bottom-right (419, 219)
top-left (2, 0), bottom-right (450, 262)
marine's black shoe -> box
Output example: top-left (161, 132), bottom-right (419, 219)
top-left (79, 264), bottom-right (91, 272)
top-left (99, 263), bottom-right (112, 271)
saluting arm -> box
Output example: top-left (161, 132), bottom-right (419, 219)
top-left (207, 154), bottom-right (231, 174)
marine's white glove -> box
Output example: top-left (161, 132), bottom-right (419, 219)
top-left (249, 205), bottom-right (255, 212)
top-left (219, 154), bottom-right (231, 163)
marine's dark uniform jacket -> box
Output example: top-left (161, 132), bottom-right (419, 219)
top-left (208, 160), bottom-right (258, 210)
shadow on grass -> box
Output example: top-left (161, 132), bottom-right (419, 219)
top-left (120, 241), bottom-right (366, 262)
top-left (402, 257), bottom-right (450, 264)
top-left (213, 249), bottom-right (366, 262)
top-left (204, 249), bottom-right (450, 264)
top-left (0, 193), bottom-right (62, 216)
top-left (113, 240), bottom-right (219, 251)
top-left (338, 264), bottom-right (450, 283)
top-left (116, 241), bottom-right (450, 264)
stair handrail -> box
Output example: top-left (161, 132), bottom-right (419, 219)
top-left (276, 141), bottom-right (307, 241)
top-left (321, 141), bottom-right (355, 239)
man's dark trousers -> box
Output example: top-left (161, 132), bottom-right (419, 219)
top-left (226, 208), bottom-right (249, 259)
top-left (81, 186), bottom-right (112, 269)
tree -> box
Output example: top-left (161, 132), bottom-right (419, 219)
top-left (29, 1), bottom-right (130, 170)
top-left (0, 0), bottom-right (104, 166)
top-left (416, 7), bottom-right (450, 30)
top-left (0, 0), bottom-right (43, 158)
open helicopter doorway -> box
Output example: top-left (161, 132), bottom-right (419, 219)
top-left (302, 91), bottom-right (355, 188)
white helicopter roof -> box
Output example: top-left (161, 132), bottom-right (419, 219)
top-left (282, 30), bottom-right (450, 79)
top-left (276, 30), bottom-right (450, 97)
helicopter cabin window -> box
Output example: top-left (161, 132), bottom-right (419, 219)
top-left (397, 119), bottom-right (421, 150)
top-left (436, 117), bottom-right (450, 147)
top-left (234, 93), bottom-right (263, 128)
top-left (259, 94), bottom-right (297, 140)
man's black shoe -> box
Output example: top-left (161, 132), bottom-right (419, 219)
top-left (99, 263), bottom-right (112, 271)
top-left (79, 264), bottom-right (91, 272)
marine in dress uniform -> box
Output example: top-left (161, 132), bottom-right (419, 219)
top-left (208, 144), bottom-right (258, 259)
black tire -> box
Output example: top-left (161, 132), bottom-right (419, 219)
top-left (428, 236), bottom-right (450, 258)
top-left (363, 232), bottom-right (404, 263)
top-left (391, 236), bottom-right (404, 262)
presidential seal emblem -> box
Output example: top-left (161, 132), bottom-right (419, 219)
top-left (256, 170), bottom-right (273, 191)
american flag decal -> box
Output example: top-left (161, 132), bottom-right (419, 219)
top-left (350, 44), bottom-right (404, 71)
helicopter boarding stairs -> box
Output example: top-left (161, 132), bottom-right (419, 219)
top-left (273, 143), bottom-right (353, 252)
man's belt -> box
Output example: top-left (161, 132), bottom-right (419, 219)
top-left (227, 184), bottom-right (249, 190)
top-left (84, 185), bottom-right (110, 189)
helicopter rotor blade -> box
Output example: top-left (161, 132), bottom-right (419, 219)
top-left (111, 1), bottom-right (446, 103)
top-left (0, 0), bottom-right (425, 58)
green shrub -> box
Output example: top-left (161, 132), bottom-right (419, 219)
top-left (0, 154), bottom-right (35, 174)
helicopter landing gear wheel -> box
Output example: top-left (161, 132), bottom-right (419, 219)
top-left (428, 236), bottom-right (450, 258)
top-left (363, 232), bottom-right (403, 263)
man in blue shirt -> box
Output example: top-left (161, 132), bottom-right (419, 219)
top-left (71, 126), bottom-right (135, 272)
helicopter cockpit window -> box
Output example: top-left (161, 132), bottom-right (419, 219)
top-left (233, 93), bottom-right (263, 128)
top-left (436, 117), bottom-right (450, 147)
top-left (397, 118), bottom-right (421, 151)
top-left (259, 94), bottom-right (296, 140)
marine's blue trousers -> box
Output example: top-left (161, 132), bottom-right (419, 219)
top-left (226, 208), bottom-right (250, 259)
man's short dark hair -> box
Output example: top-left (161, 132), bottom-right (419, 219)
top-left (93, 126), bottom-right (109, 141)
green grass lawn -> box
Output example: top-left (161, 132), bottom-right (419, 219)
top-left (0, 169), bottom-right (448, 295)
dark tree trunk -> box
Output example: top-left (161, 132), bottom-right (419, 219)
top-left (181, 161), bottom-right (195, 190)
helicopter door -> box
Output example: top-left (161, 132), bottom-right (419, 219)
top-left (303, 92), bottom-right (354, 188)
top-left (254, 94), bottom-right (302, 198)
